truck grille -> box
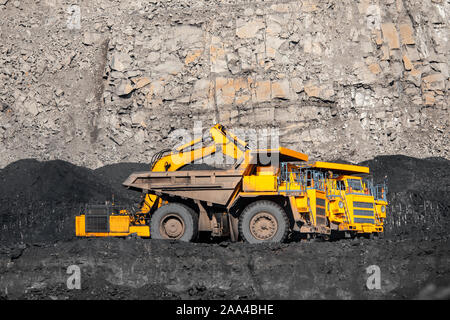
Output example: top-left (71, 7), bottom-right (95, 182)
top-left (352, 201), bottom-right (375, 224)
top-left (353, 217), bottom-right (375, 224)
top-left (353, 201), bottom-right (374, 209)
top-left (353, 209), bottom-right (374, 216)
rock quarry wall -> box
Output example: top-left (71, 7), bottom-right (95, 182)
top-left (0, 0), bottom-right (448, 168)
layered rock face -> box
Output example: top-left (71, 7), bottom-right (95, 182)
top-left (0, 0), bottom-right (448, 168)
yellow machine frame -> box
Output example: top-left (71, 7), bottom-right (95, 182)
top-left (75, 124), bottom-right (388, 240)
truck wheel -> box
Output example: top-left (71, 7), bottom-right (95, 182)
top-left (239, 200), bottom-right (289, 244)
top-left (150, 203), bottom-right (198, 242)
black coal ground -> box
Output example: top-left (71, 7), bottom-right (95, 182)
top-left (0, 156), bottom-right (449, 299)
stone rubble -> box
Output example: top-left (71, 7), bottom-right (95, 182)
top-left (0, 0), bottom-right (448, 168)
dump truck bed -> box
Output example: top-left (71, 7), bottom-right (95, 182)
top-left (123, 169), bottom-right (244, 205)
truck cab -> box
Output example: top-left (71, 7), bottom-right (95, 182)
top-left (327, 174), bottom-right (386, 235)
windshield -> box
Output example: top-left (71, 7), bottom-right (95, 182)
top-left (347, 179), bottom-right (362, 191)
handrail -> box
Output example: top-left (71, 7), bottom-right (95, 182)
top-left (340, 190), bottom-right (351, 224)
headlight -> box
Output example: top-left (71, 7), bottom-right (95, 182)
top-left (338, 201), bottom-right (344, 208)
top-left (381, 206), bottom-right (386, 213)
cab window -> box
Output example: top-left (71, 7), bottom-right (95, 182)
top-left (347, 179), bottom-right (362, 191)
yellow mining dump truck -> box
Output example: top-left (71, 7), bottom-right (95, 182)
top-left (75, 124), bottom-right (387, 243)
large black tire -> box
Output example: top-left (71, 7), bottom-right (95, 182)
top-left (238, 200), bottom-right (289, 244)
top-left (150, 203), bottom-right (198, 242)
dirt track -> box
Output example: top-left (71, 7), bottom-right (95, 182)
top-left (0, 155), bottom-right (449, 299)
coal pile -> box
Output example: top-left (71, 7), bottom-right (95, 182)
top-left (0, 159), bottom-right (148, 243)
top-left (0, 156), bottom-right (449, 243)
top-left (93, 162), bottom-right (150, 198)
top-left (1, 237), bottom-right (449, 300)
top-left (360, 156), bottom-right (450, 239)
top-left (0, 156), bottom-right (449, 300)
